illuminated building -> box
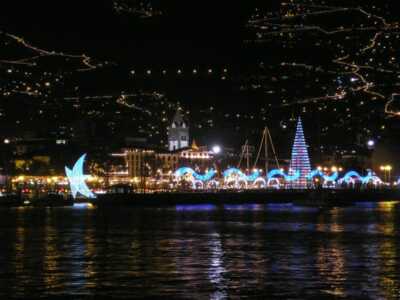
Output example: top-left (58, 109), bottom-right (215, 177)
top-left (156, 151), bottom-right (180, 171)
top-left (123, 148), bottom-right (156, 178)
top-left (179, 141), bottom-right (212, 162)
top-left (289, 117), bottom-right (312, 189)
top-left (168, 109), bottom-right (189, 151)
top-left (112, 141), bottom-right (214, 181)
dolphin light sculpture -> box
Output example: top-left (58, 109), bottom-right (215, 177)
top-left (65, 154), bottom-right (96, 199)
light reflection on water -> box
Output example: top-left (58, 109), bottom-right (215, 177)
top-left (175, 204), bottom-right (217, 211)
top-left (0, 201), bottom-right (400, 298)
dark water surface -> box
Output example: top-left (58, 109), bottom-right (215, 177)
top-left (1, 202), bottom-right (400, 299)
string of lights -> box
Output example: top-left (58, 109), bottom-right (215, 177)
top-left (2, 32), bottom-right (99, 71)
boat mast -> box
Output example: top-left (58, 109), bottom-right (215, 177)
top-left (253, 126), bottom-right (280, 175)
top-left (264, 127), bottom-right (268, 174)
top-left (253, 128), bottom-right (266, 172)
top-left (267, 127), bottom-right (280, 169)
top-left (237, 139), bottom-right (248, 169)
top-left (246, 143), bottom-right (250, 172)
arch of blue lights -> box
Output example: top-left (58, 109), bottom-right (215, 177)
top-left (267, 169), bottom-right (300, 182)
top-left (337, 170), bottom-right (382, 185)
top-left (307, 169), bottom-right (339, 182)
top-left (173, 167), bottom-right (384, 187)
top-left (174, 167), bottom-right (216, 182)
top-left (360, 171), bottom-right (382, 185)
top-left (223, 168), bottom-right (245, 179)
top-left (339, 171), bottom-right (363, 184)
top-left (324, 172), bottom-right (339, 182)
top-left (223, 168), bottom-right (260, 182)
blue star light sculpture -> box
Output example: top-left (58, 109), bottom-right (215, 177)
top-left (65, 154), bottom-right (96, 199)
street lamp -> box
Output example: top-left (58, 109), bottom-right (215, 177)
top-left (387, 165), bottom-right (392, 183)
top-left (367, 139), bottom-right (375, 149)
top-left (380, 165), bottom-right (387, 182)
top-left (380, 165), bottom-right (393, 183)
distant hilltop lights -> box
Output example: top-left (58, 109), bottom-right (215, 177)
top-left (130, 67), bottom-right (229, 77)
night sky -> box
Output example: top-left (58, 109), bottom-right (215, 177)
top-left (0, 1), bottom-right (271, 64)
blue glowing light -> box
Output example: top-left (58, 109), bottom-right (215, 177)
top-left (338, 170), bottom-right (382, 185)
top-left (174, 166), bottom-right (382, 188)
top-left (355, 201), bottom-right (378, 208)
top-left (286, 170), bottom-right (301, 181)
top-left (174, 167), bottom-right (216, 182)
top-left (246, 170), bottom-right (260, 182)
top-left (174, 167), bottom-right (194, 177)
top-left (265, 203), bottom-right (293, 210)
top-left (360, 171), bottom-right (382, 185)
top-left (223, 168), bottom-right (245, 179)
top-left (267, 169), bottom-right (300, 182)
top-left (65, 154), bottom-right (96, 199)
top-left (267, 177), bottom-right (281, 189)
top-left (253, 177), bottom-right (267, 187)
top-left (339, 171), bottom-right (363, 184)
top-left (175, 204), bottom-right (216, 211)
top-left (73, 202), bottom-right (94, 209)
top-left (267, 169), bottom-right (285, 179)
top-left (194, 170), bottom-right (217, 181)
top-left (223, 204), bottom-right (261, 210)
top-left (306, 169), bottom-right (323, 180)
top-left (307, 169), bottom-right (339, 183)
top-left (324, 172), bottom-right (339, 182)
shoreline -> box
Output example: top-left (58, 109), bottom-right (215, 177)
top-left (1, 189), bottom-right (400, 208)
top-left (93, 188), bottom-right (400, 207)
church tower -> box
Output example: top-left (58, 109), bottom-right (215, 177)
top-left (168, 109), bottom-right (189, 151)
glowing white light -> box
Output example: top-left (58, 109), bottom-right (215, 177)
top-left (212, 145), bottom-right (221, 154)
top-left (367, 139), bottom-right (375, 148)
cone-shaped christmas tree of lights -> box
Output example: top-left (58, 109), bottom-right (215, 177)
top-left (289, 117), bottom-right (311, 189)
